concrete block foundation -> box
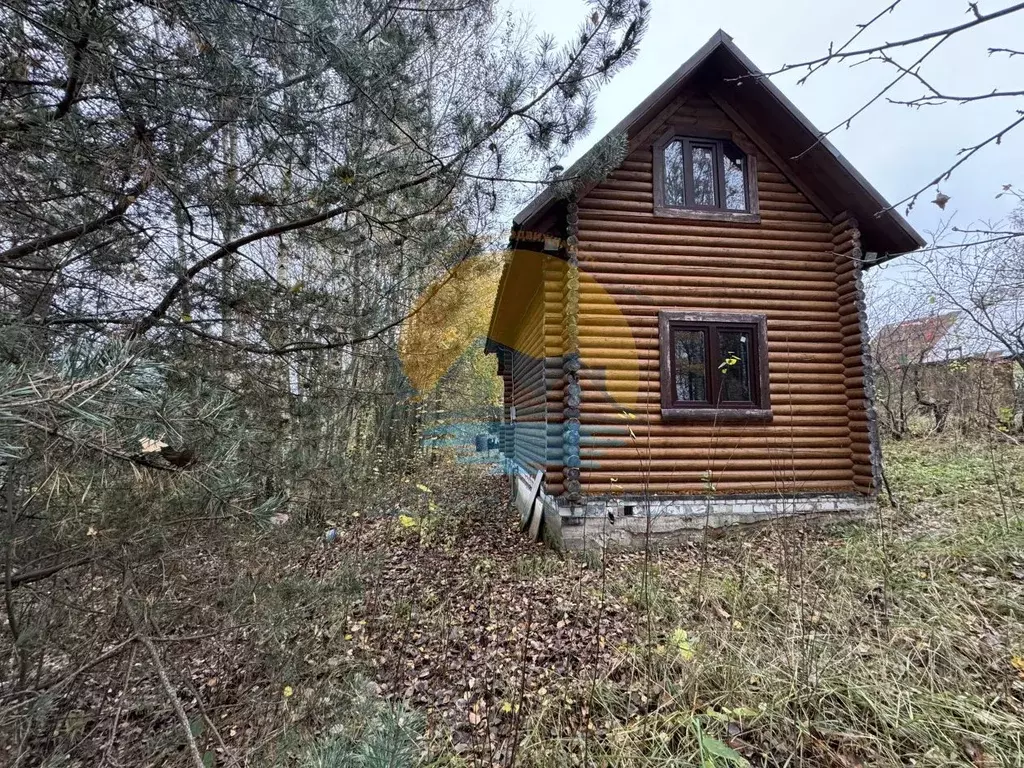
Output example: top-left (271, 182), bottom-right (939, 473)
top-left (511, 474), bottom-right (873, 551)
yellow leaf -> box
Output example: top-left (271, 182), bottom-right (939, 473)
top-left (718, 354), bottom-right (740, 371)
top-left (1011, 656), bottom-right (1024, 674)
top-left (283, 685), bottom-right (294, 698)
top-left (344, 634), bottom-right (353, 641)
top-left (398, 514), bottom-right (418, 529)
top-left (416, 483), bottom-right (432, 494)
top-left (670, 628), bottom-right (695, 661)
top-left (501, 701), bottom-right (513, 713)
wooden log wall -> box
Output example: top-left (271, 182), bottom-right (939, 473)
top-left (499, 348), bottom-right (514, 460)
top-left (509, 286), bottom-right (547, 475)
top-left (543, 256), bottom-right (567, 496)
top-left (574, 89), bottom-right (868, 497)
top-left (832, 213), bottom-right (878, 494)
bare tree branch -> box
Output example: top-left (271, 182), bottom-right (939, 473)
top-left (765, 1), bottom-right (1024, 75)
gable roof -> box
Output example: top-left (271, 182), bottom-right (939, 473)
top-left (514, 30), bottom-right (925, 262)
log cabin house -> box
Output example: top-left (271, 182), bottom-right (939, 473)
top-left (485, 31), bottom-right (924, 550)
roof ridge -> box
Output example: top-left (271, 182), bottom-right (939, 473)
top-left (512, 30), bottom-right (925, 260)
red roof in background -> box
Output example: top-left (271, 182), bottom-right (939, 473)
top-left (873, 313), bottom-right (959, 368)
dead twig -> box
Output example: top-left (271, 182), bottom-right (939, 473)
top-left (0, 634), bottom-right (139, 706)
top-left (764, 2), bottom-right (1024, 74)
top-left (182, 669), bottom-right (244, 768)
top-left (100, 642), bottom-right (137, 767)
top-left (121, 592), bottom-right (207, 768)
top-left (7, 557), bottom-right (92, 589)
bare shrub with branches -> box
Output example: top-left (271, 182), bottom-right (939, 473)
top-left (870, 276), bottom-right (1023, 439)
top-left (904, 206), bottom-right (1024, 429)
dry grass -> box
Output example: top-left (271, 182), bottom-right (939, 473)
top-left (507, 438), bottom-right (1024, 767)
top-left (8, 439), bottom-right (1020, 767)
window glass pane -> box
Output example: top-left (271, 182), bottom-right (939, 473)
top-left (691, 144), bottom-right (717, 207)
top-left (723, 143), bottom-right (747, 211)
top-left (673, 329), bottom-right (707, 402)
top-left (663, 140), bottom-right (686, 206)
top-left (718, 329), bottom-right (752, 402)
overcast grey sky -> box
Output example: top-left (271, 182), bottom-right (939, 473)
top-left (507, 0), bottom-right (1024, 271)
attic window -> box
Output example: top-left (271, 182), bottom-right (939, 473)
top-left (654, 133), bottom-right (759, 222)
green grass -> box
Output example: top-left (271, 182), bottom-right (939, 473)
top-left (884, 437), bottom-right (1024, 508)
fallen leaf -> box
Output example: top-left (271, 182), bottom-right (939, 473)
top-left (139, 435), bottom-right (168, 454)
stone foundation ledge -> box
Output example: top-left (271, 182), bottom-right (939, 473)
top-left (553, 493), bottom-right (874, 551)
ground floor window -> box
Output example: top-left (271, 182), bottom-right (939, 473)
top-left (658, 311), bottom-right (771, 421)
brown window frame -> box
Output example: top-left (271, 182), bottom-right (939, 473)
top-left (658, 311), bottom-right (771, 422)
top-left (652, 130), bottom-right (760, 223)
